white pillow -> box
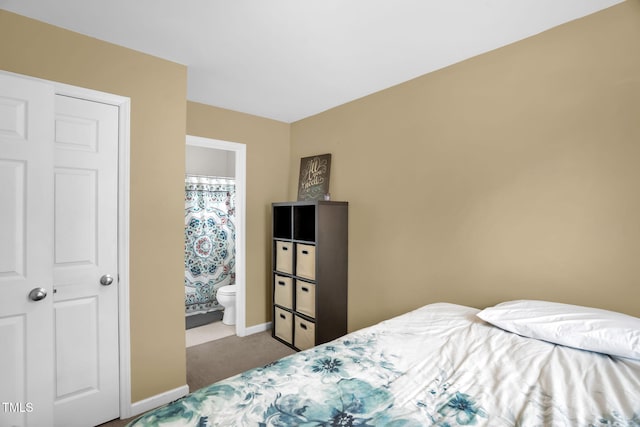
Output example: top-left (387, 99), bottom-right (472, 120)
top-left (477, 300), bottom-right (640, 360)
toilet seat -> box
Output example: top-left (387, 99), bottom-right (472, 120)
top-left (217, 285), bottom-right (237, 295)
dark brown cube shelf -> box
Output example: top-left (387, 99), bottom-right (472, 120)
top-left (271, 201), bottom-right (348, 351)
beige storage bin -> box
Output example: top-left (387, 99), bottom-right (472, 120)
top-left (274, 275), bottom-right (293, 309)
top-left (295, 243), bottom-right (316, 280)
top-left (295, 280), bottom-right (316, 318)
top-left (294, 315), bottom-right (316, 351)
top-left (274, 307), bottom-right (293, 344)
top-left (275, 241), bottom-right (293, 274)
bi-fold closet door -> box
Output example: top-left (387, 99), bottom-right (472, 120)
top-left (0, 72), bottom-right (120, 427)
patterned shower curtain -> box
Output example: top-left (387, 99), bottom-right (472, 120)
top-left (184, 175), bottom-right (236, 315)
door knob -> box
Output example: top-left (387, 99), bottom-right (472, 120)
top-left (29, 287), bottom-right (47, 301)
top-left (100, 274), bottom-right (114, 286)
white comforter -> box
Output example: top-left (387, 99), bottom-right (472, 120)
top-left (372, 303), bottom-right (640, 426)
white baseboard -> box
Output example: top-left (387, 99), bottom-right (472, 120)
top-left (238, 321), bottom-right (272, 337)
top-left (127, 384), bottom-right (189, 418)
top-left (124, 322), bottom-right (271, 418)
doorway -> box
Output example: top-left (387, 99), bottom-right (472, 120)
top-left (185, 135), bottom-right (246, 344)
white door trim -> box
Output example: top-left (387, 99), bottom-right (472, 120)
top-left (53, 82), bottom-right (132, 419)
top-left (186, 135), bottom-right (247, 337)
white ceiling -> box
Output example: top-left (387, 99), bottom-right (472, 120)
top-left (2, 0), bottom-right (623, 123)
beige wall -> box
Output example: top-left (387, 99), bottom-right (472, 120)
top-left (290, 1), bottom-right (640, 331)
top-left (186, 102), bottom-right (291, 326)
top-left (0, 11), bottom-right (187, 402)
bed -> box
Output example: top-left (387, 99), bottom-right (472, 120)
top-left (128, 301), bottom-right (640, 426)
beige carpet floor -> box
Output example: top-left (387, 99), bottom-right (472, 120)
top-left (98, 330), bottom-right (295, 427)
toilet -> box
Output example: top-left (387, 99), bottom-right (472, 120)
top-left (217, 285), bottom-right (237, 325)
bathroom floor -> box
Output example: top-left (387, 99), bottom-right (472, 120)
top-left (186, 320), bottom-right (235, 347)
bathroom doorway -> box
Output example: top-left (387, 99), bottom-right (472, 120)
top-left (184, 135), bottom-right (246, 347)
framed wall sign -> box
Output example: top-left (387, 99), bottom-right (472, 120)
top-left (297, 154), bottom-right (331, 201)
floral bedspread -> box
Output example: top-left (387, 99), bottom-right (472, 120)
top-left (129, 303), bottom-right (640, 426)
